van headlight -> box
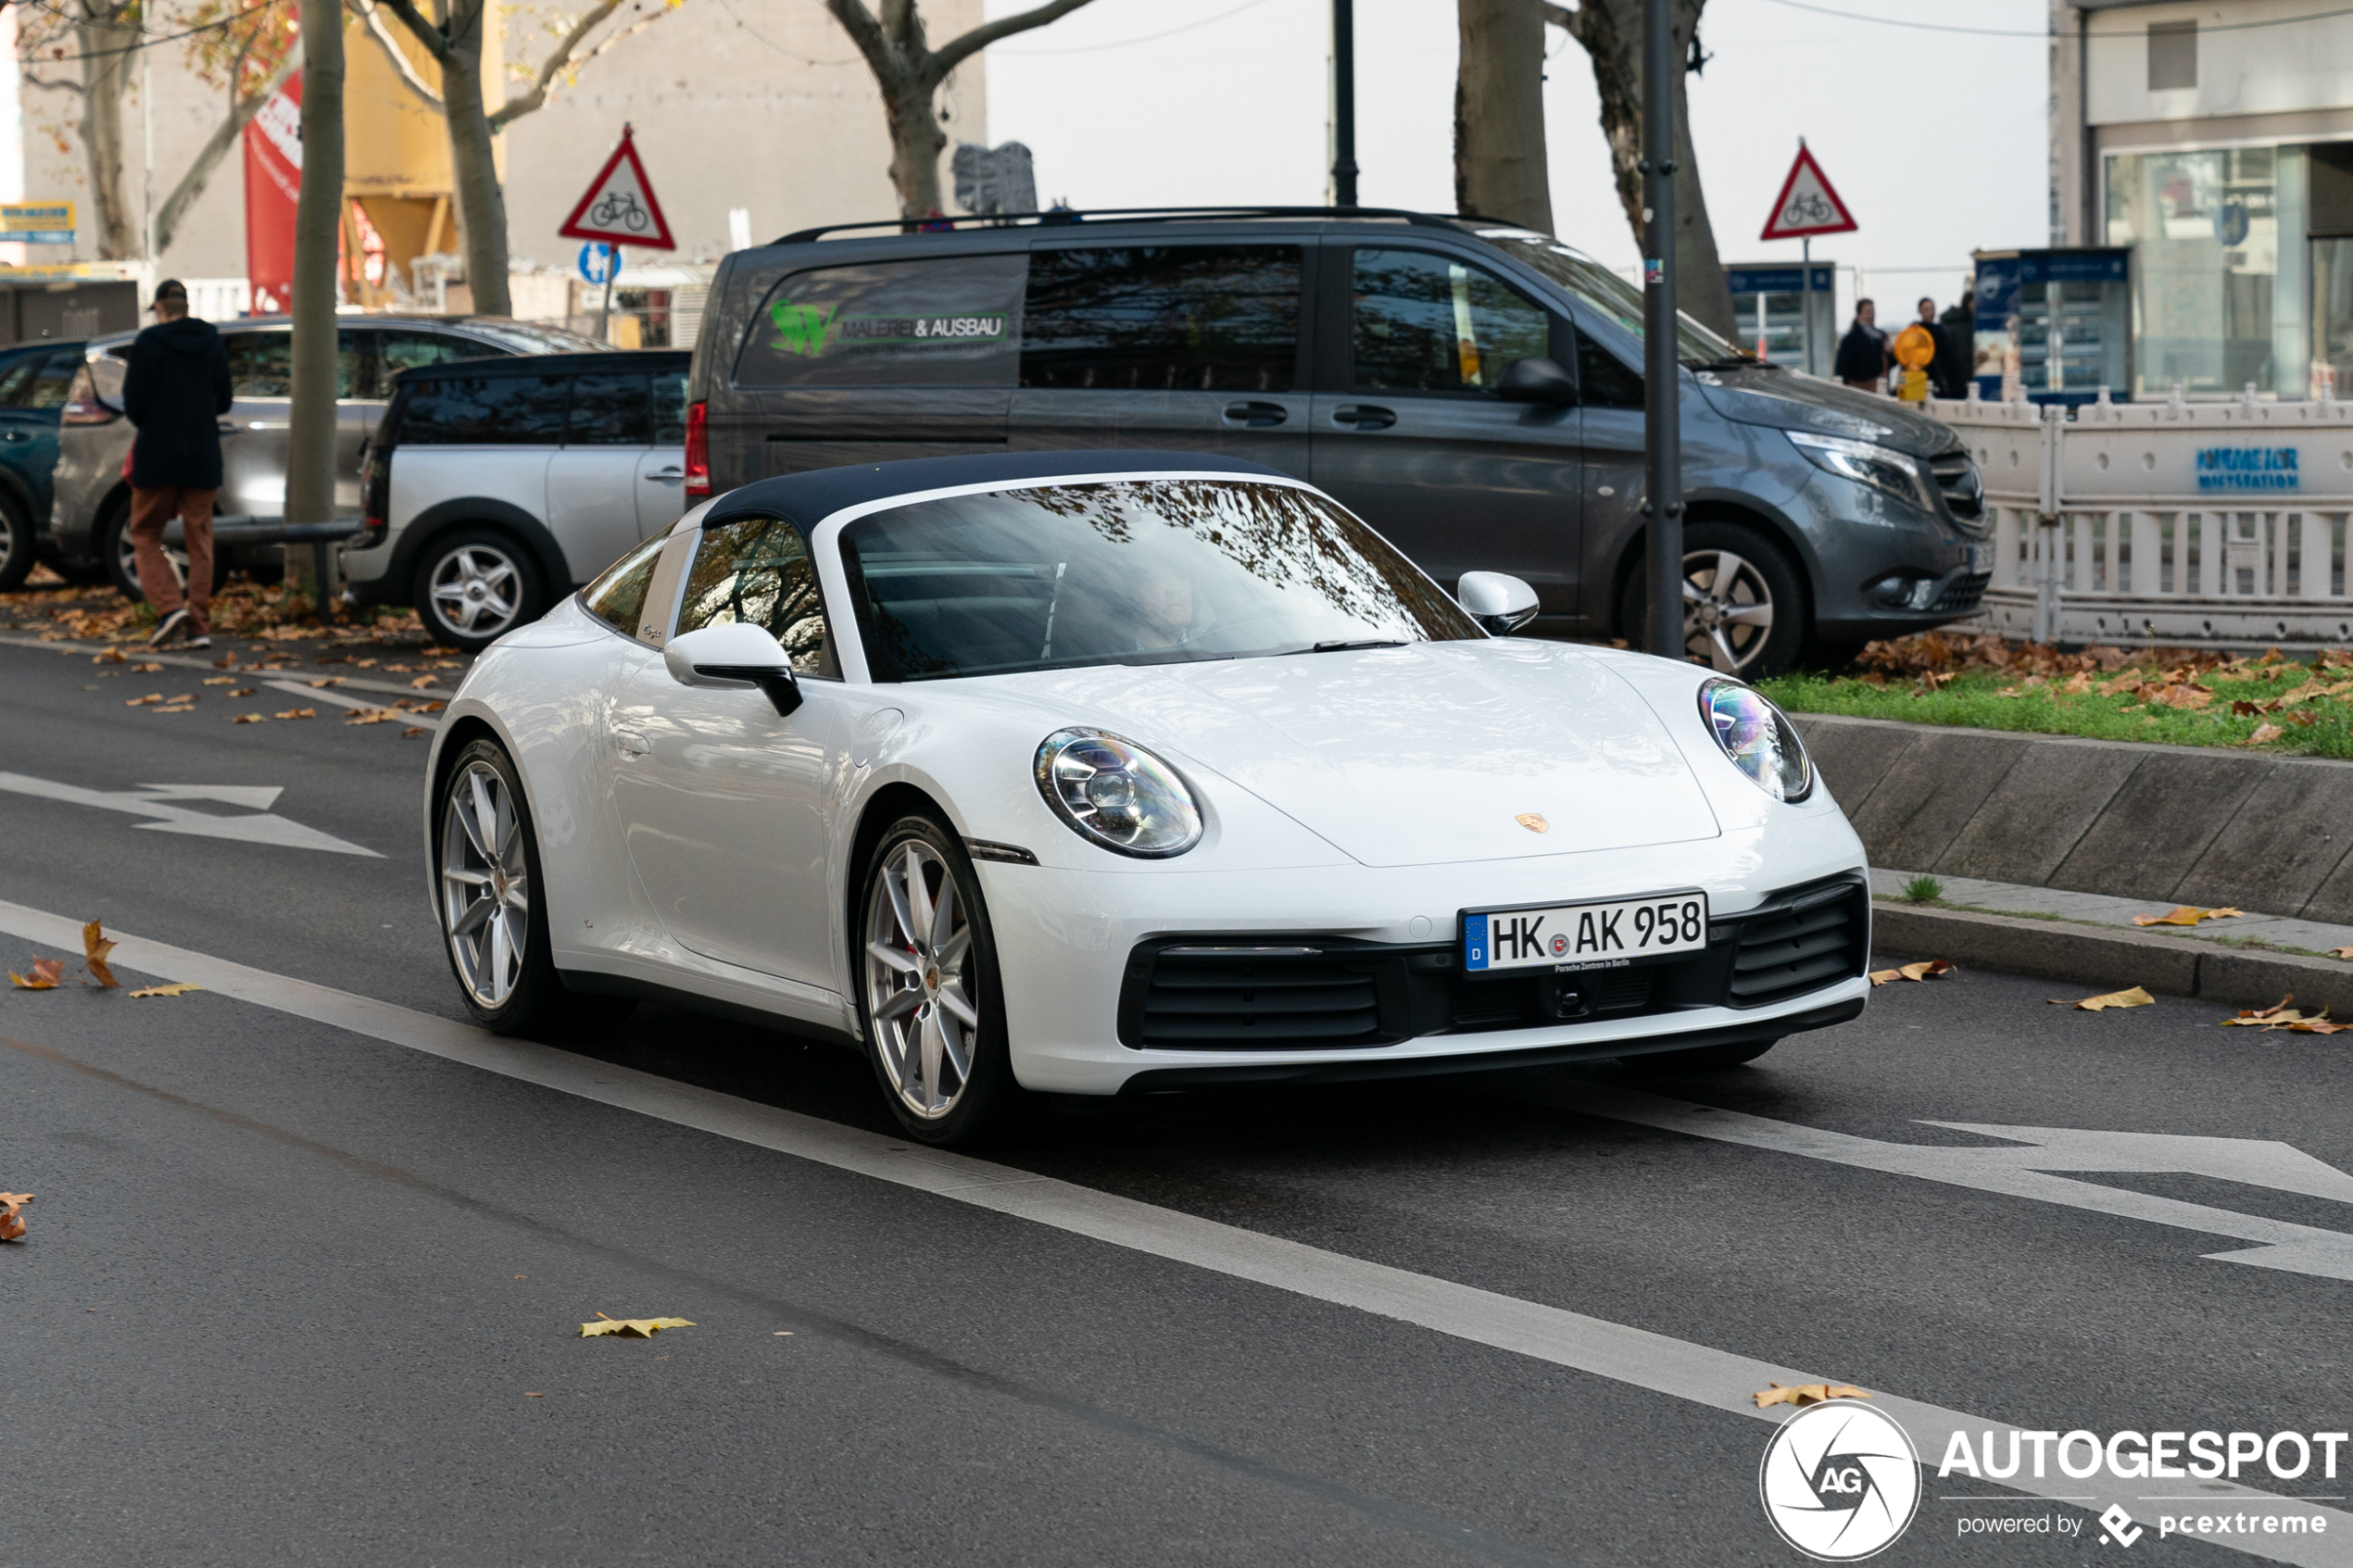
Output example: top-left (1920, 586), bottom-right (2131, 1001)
top-left (1034, 729), bottom-right (1203, 857)
top-left (1698, 680), bottom-right (1813, 801)
top-left (1787, 430), bottom-right (1934, 511)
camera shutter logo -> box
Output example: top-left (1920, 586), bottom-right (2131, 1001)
top-left (1758, 1401), bottom-right (1921, 1561)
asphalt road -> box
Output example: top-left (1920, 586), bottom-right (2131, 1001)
top-left (3, 627), bottom-right (2349, 1567)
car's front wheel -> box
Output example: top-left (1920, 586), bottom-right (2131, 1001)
top-left (434, 737), bottom-right (577, 1034)
top-left (856, 814), bottom-right (1025, 1146)
top-left (413, 528), bottom-right (542, 652)
top-left (1617, 522), bottom-right (1806, 678)
top-left (0, 495), bottom-right (33, 593)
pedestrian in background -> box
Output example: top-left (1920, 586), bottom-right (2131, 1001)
top-left (1937, 286), bottom-right (1976, 397)
top-left (123, 278), bottom-right (233, 649)
top-left (1834, 298), bottom-right (1889, 394)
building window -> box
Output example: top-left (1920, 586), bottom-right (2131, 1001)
top-left (2147, 20), bottom-right (2196, 92)
top-left (2106, 146), bottom-right (2308, 398)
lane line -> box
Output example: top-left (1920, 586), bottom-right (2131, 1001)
top-left (0, 771), bottom-right (381, 857)
top-left (0, 894), bottom-right (2343, 1565)
top-left (0, 630), bottom-right (455, 704)
top-left (264, 679), bottom-right (443, 729)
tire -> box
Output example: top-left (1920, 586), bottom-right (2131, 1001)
top-left (1617, 522), bottom-right (1808, 678)
top-left (855, 812), bottom-right (1028, 1146)
top-left (102, 496), bottom-right (231, 604)
top-left (433, 738), bottom-right (581, 1035)
top-left (0, 495), bottom-right (33, 593)
top-left (1625, 1037), bottom-right (1779, 1073)
top-left (412, 527), bottom-right (543, 653)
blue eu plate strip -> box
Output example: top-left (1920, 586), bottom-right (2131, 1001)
top-left (1462, 912), bottom-right (1489, 972)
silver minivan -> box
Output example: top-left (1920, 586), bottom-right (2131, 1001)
top-left (46, 314), bottom-right (602, 596)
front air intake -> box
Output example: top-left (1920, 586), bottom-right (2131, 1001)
top-left (1727, 877), bottom-right (1869, 1007)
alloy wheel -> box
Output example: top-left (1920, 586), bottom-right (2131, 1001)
top-left (440, 759), bottom-right (530, 1009)
top-left (429, 545), bottom-right (523, 637)
top-left (863, 839), bottom-right (979, 1121)
top-left (1682, 548), bottom-right (1776, 675)
top-left (115, 525), bottom-right (190, 597)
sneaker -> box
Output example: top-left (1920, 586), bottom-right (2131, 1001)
top-left (183, 634), bottom-right (211, 649)
top-left (147, 608), bottom-right (190, 647)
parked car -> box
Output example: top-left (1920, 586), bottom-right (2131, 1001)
top-left (686, 208), bottom-right (1988, 675)
top-left (0, 337), bottom-right (87, 591)
top-left (45, 314), bottom-right (604, 600)
top-left (346, 349), bottom-right (691, 650)
top-left (429, 449), bottom-right (1870, 1144)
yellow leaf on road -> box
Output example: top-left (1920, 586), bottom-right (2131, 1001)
top-left (127, 982), bottom-right (202, 997)
top-left (232, 712), bottom-right (265, 723)
top-left (308, 676), bottom-right (346, 688)
top-left (0, 1191), bottom-right (31, 1243)
top-left (271, 708), bottom-right (316, 720)
top-left (201, 675), bottom-right (234, 685)
top-left (82, 920), bottom-right (118, 989)
top-left (409, 674), bottom-right (438, 689)
top-left (1869, 960), bottom-right (1955, 985)
top-left (2132, 906), bottom-right (2242, 927)
top-left (579, 1314), bottom-right (695, 1339)
top-left (2052, 985), bottom-right (2155, 1011)
top-left (9, 958), bottom-right (62, 989)
top-left (123, 693), bottom-right (161, 707)
top-left (1755, 1382), bottom-right (1870, 1409)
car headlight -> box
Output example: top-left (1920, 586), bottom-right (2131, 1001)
top-left (1034, 729), bottom-right (1203, 858)
top-left (1786, 430), bottom-right (1934, 511)
top-left (1698, 679), bottom-right (1813, 802)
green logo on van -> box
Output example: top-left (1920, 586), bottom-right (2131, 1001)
top-left (769, 301), bottom-right (837, 358)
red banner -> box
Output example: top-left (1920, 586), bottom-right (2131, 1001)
top-left (244, 73), bottom-right (302, 314)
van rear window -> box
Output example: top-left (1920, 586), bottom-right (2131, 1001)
top-left (733, 255), bottom-right (1024, 389)
top-left (1020, 245), bottom-right (1302, 393)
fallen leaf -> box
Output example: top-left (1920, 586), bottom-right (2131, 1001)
top-left (127, 982), bottom-right (202, 997)
top-left (2053, 985), bottom-right (2156, 1011)
top-left (10, 957), bottom-right (64, 989)
top-left (344, 708), bottom-right (398, 725)
top-left (2333, 947), bottom-right (2353, 960)
top-left (402, 726), bottom-right (426, 738)
top-left (232, 712), bottom-right (266, 723)
top-left (130, 661), bottom-right (162, 673)
top-left (1755, 1382), bottom-right (1870, 1409)
top-left (82, 920), bottom-right (118, 989)
top-left (123, 693), bottom-right (161, 706)
top-left (92, 646), bottom-right (126, 663)
top-left (2151, 684), bottom-right (2215, 710)
top-left (2242, 996), bottom-right (2296, 1020)
top-left (155, 704), bottom-right (195, 714)
top-left (579, 1314), bottom-right (696, 1339)
top-left (408, 674), bottom-right (437, 689)
top-left (2132, 906), bottom-right (2241, 927)
top-left (271, 708), bottom-right (317, 720)
top-left (201, 675), bottom-right (235, 685)
top-left (1868, 968), bottom-right (1902, 985)
top-left (308, 676), bottom-right (346, 688)
top-left (2284, 710), bottom-right (2320, 727)
top-left (230, 686), bottom-right (256, 696)
top-left (524, 1391), bottom-right (543, 1398)
top-left (0, 1191), bottom-right (31, 1243)
top-left (2246, 723), bottom-right (2285, 745)
top-left (1897, 959), bottom-right (1954, 981)
top-left (2284, 1019), bottom-right (2353, 1034)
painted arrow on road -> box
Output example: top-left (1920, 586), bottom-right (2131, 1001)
top-left (1526, 1081), bottom-right (2353, 1284)
top-left (0, 772), bottom-right (380, 857)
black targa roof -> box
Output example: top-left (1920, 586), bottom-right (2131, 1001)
top-left (698, 449), bottom-right (1291, 538)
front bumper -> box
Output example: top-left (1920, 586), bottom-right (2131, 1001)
top-left (977, 815), bottom-right (1872, 1096)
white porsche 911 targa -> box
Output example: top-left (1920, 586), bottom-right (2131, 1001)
top-left (425, 451), bottom-right (1871, 1143)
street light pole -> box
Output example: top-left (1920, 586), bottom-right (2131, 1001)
top-left (1642, 0), bottom-right (1683, 660)
top-left (1330, 0), bottom-right (1358, 207)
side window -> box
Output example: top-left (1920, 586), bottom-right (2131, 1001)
top-left (676, 518), bottom-right (837, 678)
top-left (0, 355), bottom-right (38, 407)
top-left (27, 349), bottom-right (83, 408)
top-left (1019, 245), bottom-right (1302, 392)
top-left (396, 375), bottom-right (569, 445)
top-left (733, 254), bottom-right (1024, 390)
top-left (1349, 249), bottom-right (1552, 395)
top-left (1575, 329), bottom-right (1644, 409)
top-left (225, 331), bottom-right (359, 397)
top-left (565, 373), bottom-right (651, 445)
top-left (651, 367), bottom-right (687, 444)
top-left (380, 331), bottom-right (487, 378)
top-left (581, 531), bottom-right (668, 640)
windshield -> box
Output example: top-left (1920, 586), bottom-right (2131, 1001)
top-left (1470, 229), bottom-right (1752, 370)
top-left (839, 478), bottom-right (1481, 682)
top-left (456, 320), bottom-right (609, 356)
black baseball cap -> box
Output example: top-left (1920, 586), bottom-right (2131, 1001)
top-left (152, 278), bottom-right (187, 307)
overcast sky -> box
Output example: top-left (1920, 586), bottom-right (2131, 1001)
top-left (982, 0), bottom-right (2052, 320)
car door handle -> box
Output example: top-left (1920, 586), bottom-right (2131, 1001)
top-left (1222, 400), bottom-right (1288, 429)
top-left (614, 730), bottom-right (651, 758)
top-left (645, 467), bottom-right (685, 482)
top-left (1332, 405), bottom-right (1397, 431)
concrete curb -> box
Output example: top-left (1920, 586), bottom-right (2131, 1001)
top-left (1872, 900), bottom-right (2353, 1012)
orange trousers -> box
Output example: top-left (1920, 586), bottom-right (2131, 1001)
top-left (128, 485), bottom-right (219, 634)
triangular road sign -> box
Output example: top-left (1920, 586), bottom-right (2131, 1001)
top-left (559, 124), bottom-right (675, 250)
top-left (1760, 143), bottom-right (1857, 241)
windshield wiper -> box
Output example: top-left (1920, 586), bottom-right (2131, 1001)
top-left (1682, 355), bottom-right (1775, 372)
top-left (1285, 638), bottom-right (1410, 655)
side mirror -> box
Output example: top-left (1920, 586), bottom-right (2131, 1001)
top-left (1497, 357), bottom-right (1577, 406)
top-left (1457, 571), bottom-right (1541, 635)
top-left (662, 621), bottom-right (803, 717)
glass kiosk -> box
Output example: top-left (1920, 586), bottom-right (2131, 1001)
top-left (1970, 248), bottom-right (2131, 406)
top-left (1724, 263), bottom-right (1836, 377)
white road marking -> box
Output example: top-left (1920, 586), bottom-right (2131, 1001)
top-left (0, 773), bottom-right (380, 858)
top-left (264, 679), bottom-right (442, 729)
top-left (0, 630), bottom-right (454, 703)
top-left (136, 784), bottom-right (284, 810)
top-left (0, 897), bottom-right (2341, 1563)
top-left (1534, 1083), bottom-right (2353, 1283)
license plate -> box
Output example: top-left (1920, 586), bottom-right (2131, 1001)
top-left (1967, 542), bottom-right (1993, 574)
top-left (1462, 892), bottom-right (1710, 974)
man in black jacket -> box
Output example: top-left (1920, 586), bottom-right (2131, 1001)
top-left (1936, 287), bottom-right (1976, 398)
top-left (123, 279), bottom-right (233, 647)
top-left (1833, 298), bottom-right (1889, 393)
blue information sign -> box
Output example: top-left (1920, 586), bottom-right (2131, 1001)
top-left (576, 243), bottom-right (619, 285)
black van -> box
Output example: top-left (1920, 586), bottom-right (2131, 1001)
top-left (684, 207), bottom-right (1989, 676)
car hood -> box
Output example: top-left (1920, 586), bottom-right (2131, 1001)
top-left (988, 641), bottom-right (1721, 868)
top-left (1697, 366), bottom-right (1957, 458)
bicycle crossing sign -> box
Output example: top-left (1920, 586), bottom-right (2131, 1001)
top-left (1759, 142), bottom-right (1856, 241)
top-left (559, 123), bottom-right (675, 250)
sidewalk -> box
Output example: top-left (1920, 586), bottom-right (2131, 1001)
top-left (1868, 867), bottom-right (2353, 960)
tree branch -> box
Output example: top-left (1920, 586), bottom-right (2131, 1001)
top-left (487, 0), bottom-right (688, 132)
top-left (156, 33), bottom-right (302, 253)
top-left (821, 0), bottom-right (901, 87)
top-left (1540, 2), bottom-right (1573, 29)
top-left (925, 0), bottom-right (1099, 82)
top-left (350, 0), bottom-right (443, 107)
top-left (23, 74), bottom-right (87, 94)
top-left (376, 0), bottom-right (450, 60)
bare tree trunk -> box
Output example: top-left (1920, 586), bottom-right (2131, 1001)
top-left (155, 43), bottom-right (305, 257)
top-left (286, 0), bottom-right (345, 608)
top-left (438, 0), bottom-right (510, 316)
top-left (885, 75), bottom-right (947, 217)
top-left (1547, 0), bottom-right (1736, 342)
top-left (1454, 0), bottom-right (1552, 233)
top-left (74, 10), bottom-right (141, 258)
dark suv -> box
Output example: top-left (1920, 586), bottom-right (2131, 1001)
top-left (685, 207), bottom-right (1987, 674)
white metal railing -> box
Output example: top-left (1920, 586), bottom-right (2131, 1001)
top-left (1928, 393), bottom-right (2353, 647)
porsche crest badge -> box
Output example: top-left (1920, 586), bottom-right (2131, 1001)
top-left (1516, 813), bottom-right (1549, 834)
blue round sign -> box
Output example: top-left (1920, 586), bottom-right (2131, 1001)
top-left (576, 242), bottom-right (618, 284)
top-left (2213, 201), bottom-right (2250, 248)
